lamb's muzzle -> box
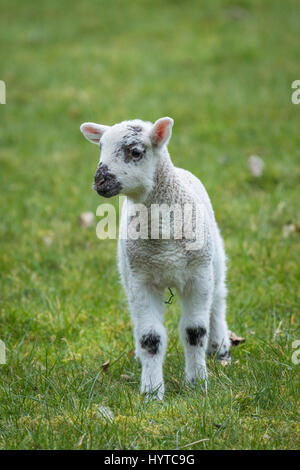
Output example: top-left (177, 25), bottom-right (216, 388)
top-left (93, 163), bottom-right (122, 198)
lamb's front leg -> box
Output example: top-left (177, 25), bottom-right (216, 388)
top-left (128, 279), bottom-right (166, 400)
top-left (179, 265), bottom-right (214, 390)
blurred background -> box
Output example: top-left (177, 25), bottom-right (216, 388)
top-left (0, 0), bottom-right (299, 450)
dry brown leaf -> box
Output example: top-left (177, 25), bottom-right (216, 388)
top-left (282, 222), bottom-right (300, 238)
top-left (101, 360), bottom-right (110, 372)
top-left (128, 349), bottom-right (135, 358)
top-left (220, 359), bottom-right (230, 367)
top-left (229, 331), bottom-right (246, 346)
top-left (227, 6), bottom-right (248, 20)
top-left (248, 155), bottom-right (264, 177)
top-left (43, 236), bottom-right (53, 246)
top-left (219, 155), bottom-right (229, 165)
top-left (78, 212), bottom-right (94, 228)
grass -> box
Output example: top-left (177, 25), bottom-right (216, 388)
top-left (0, 0), bottom-right (299, 450)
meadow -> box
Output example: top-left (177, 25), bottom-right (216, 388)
top-left (0, 0), bottom-right (299, 449)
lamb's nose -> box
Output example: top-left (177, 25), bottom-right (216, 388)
top-left (96, 176), bottom-right (105, 185)
top-left (94, 163), bottom-right (109, 188)
top-left (94, 174), bottom-right (106, 189)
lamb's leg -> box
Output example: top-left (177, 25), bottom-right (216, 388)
top-left (128, 279), bottom-right (166, 400)
top-left (179, 265), bottom-right (214, 390)
top-left (207, 239), bottom-right (231, 361)
top-left (207, 282), bottom-right (231, 361)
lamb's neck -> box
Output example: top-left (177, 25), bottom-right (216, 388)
top-left (125, 148), bottom-right (176, 205)
top-left (145, 150), bottom-right (176, 206)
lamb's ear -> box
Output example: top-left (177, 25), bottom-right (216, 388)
top-left (80, 122), bottom-right (110, 144)
top-left (150, 117), bottom-right (174, 147)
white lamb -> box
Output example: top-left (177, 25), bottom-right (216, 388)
top-left (80, 117), bottom-right (231, 400)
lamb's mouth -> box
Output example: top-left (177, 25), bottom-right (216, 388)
top-left (93, 179), bottom-right (122, 198)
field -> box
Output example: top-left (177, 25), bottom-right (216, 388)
top-left (0, 0), bottom-right (299, 450)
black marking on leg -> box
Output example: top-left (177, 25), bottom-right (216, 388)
top-left (140, 333), bottom-right (160, 355)
top-left (218, 350), bottom-right (231, 361)
top-left (186, 326), bottom-right (206, 346)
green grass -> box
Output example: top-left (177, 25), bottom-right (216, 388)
top-left (0, 0), bottom-right (300, 450)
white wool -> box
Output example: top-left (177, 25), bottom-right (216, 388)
top-left (81, 117), bottom-right (231, 400)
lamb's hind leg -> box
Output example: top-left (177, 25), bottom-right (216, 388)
top-left (208, 279), bottom-right (231, 361)
top-left (179, 265), bottom-right (214, 390)
top-left (128, 279), bottom-right (166, 400)
top-left (207, 232), bottom-right (231, 361)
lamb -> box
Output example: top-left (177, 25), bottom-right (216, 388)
top-left (80, 117), bottom-right (231, 400)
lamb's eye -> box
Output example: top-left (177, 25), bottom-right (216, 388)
top-left (129, 148), bottom-right (142, 160)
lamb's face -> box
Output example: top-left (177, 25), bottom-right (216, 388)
top-left (80, 117), bottom-right (173, 199)
top-left (95, 120), bottom-right (156, 198)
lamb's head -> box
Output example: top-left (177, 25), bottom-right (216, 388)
top-left (80, 117), bottom-right (173, 199)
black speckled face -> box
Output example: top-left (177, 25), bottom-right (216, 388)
top-left (127, 125), bottom-right (143, 135)
top-left (92, 120), bottom-right (155, 198)
top-left (123, 142), bottom-right (146, 163)
top-left (115, 125), bottom-right (147, 164)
